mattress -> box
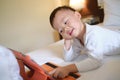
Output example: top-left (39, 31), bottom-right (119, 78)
top-left (27, 37), bottom-right (120, 80)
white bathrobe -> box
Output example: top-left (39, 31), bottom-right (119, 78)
top-left (64, 24), bottom-right (120, 72)
top-left (0, 46), bottom-right (23, 80)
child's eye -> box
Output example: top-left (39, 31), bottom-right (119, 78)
top-left (58, 28), bottom-right (63, 34)
top-left (64, 21), bottom-right (67, 24)
top-left (59, 30), bottom-right (63, 34)
top-left (64, 20), bottom-right (68, 25)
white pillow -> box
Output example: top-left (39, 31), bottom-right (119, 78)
top-left (103, 0), bottom-right (120, 26)
top-left (0, 46), bottom-right (23, 80)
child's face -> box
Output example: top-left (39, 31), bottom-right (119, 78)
top-left (53, 10), bottom-right (83, 40)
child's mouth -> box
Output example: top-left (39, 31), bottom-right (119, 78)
top-left (69, 28), bottom-right (74, 35)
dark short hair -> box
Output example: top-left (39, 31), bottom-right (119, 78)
top-left (49, 6), bottom-right (76, 28)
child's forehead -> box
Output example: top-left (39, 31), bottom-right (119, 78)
top-left (56, 9), bottom-right (74, 16)
top-left (54, 10), bottom-right (70, 21)
top-left (58, 9), bottom-right (73, 13)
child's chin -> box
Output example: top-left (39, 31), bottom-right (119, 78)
top-left (65, 37), bottom-right (73, 40)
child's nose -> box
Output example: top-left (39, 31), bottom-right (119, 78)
top-left (64, 27), bottom-right (70, 34)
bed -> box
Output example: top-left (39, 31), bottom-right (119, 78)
top-left (26, 0), bottom-right (120, 80)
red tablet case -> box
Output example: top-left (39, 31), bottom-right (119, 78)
top-left (11, 49), bottom-right (80, 80)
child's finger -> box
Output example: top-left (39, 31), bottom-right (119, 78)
top-left (49, 69), bottom-right (56, 75)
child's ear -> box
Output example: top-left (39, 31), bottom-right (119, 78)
top-left (74, 11), bottom-right (81, 19)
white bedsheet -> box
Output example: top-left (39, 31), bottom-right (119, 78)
top-left (98, 23), bottom-right (120, 32)
top-left (27, 37), bottom-right (120, 80)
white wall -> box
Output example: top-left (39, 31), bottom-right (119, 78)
top-left (0, 0), bottom-right (60, 53)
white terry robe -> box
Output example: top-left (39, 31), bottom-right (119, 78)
top-left (64, 24), bottom-right (120, 72)
top-left (0, 45), bottom-right (23, 80)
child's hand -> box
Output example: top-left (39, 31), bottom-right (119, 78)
top-left (49, 66), bottom-right (69, 79)
top-left (49, 64), bottom-right (78, 79)
top-left (64, 39), bottom-right (72, 50)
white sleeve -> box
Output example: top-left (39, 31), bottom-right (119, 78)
top-left (63, 39), bottom-right (82, 62)
top-left (75, 56), bottom-right (102, 72)
top-left (64, 46), bottom-right (74, 61)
